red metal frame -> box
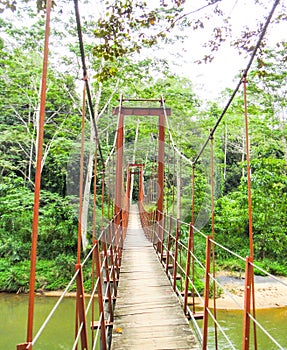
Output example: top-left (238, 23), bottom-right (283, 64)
top-left (242, 257), bottom-right (253, 350)
top-left (242, 74), bottom-right (257, 350)
top-left (114, 111), bottom-right (124, 224)
top-left (75, 264), bottom-right (89, 349)
top-left (172, 219), bottom-right (180, 291)
top-left (113, 104), bottom-right (170, 251)
top-left (17, 2), bottom-right (52, 349)
top-left (202, 236), bottom-right (212, 350)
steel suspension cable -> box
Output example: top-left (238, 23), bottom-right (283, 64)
top-left (105, 94), bottom-right (123, 167)
top-left (77, 82), bottom-right (86, 264)
top-left (73, 0), bottom-right (104, 167)
top-left (161, 96), bottom-right (193, 166)
top-left (91, 141), bottom-right (98, 348)
top-left (193, 0), bottom-right (280, 166)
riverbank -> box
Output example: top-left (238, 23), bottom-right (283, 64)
top-left (213, 272), bottom-right (287, 310)
top-left (39, 273), bottom-right (287, 310)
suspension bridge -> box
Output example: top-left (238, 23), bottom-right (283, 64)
top-left (15, 0), bottom-right (287, 349)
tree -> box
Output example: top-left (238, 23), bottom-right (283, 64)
top-left (0, 16), bottom-right (80, 192)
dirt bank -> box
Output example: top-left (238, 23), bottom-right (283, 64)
top-left (214, 272), bottom-right (287, 310)
top-left (39, 273), bottom-right (287, 310)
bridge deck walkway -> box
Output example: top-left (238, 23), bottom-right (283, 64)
top-left (111, 205), bottom-right (199, 350)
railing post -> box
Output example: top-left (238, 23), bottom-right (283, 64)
top-left (156, 209), bottom-right (164, 253)
top-left (156, 110), bottom-right (165, 253)
top-left (18, 2), bottom-right (52, 349)
top-left (108, 222), bottom-right (118, 297)
top-left (75, 263), bottom-right (89, 350)
top-left (94, 241), bottom-right (107, 350)
top-left (113, 217), bottom-right (122, 281)
top-left (242, 256), bottom-right (253, 350)
top-left (152, 209), bottom-right (156, 244)
top-left (202, 236), bottom-right (212, 350)
top-left (165, 216), bottom-right (173, 275)
top-left (103, 240), bottom-right (114, 322)
top-left (184, 222), bottom-right (194, 315)
top-left (114, 112), bottom-right (124, 220)
top-left (17, 343), bottom-right (32, 350)
top-left (173, 219), bottom-right (180, 291)
top-left (160, 213), bottom-right (166, 262)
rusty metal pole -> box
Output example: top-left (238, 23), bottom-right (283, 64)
top-left (139, 167), bottom-right (144, 203)
top-left (157, 112), bottom-right (165, 252)
top-left (102, 240), bottom-right (114, 322)
top-left (75, 77), bottom-right (87, 349)
top-left (108, 223), bottom-right (118, 297)
top-left (115, 112), bottom-right (124, 221)
top-left (184, 222), bottom-right (193, 316)
top-left (75, 264), bottom-right (89, 350)
top-left (242, 74), bottom-right (257, 350)
top-left (191, 166), bottom-right (196, 314)
top-left (165, 216), bottom-right (173, 275)
top-left (242, 256), bottom-right (252, 350)
top-left (210, 134), bottom-right (218, 350)
top-left (202, 236), bottom-right (212, 350)
top-left (95, 241), bottom-right (107, 350)
top-left (126, 167), bottom-right (131, 205)
top-left (161, 213), bottom-right (167, 262)
top-left (243, 76), bottom-right (254, 260)
top-left (17, 2), bottom-right (52, 349)
top-left (91, 143), bottom-right (98, 348)
top-left (101, 168), bottom-right (106, 231)
top-left (73, 64), bottom-right (90, 350)
top-left (173, 219), bottom-right (180, 291)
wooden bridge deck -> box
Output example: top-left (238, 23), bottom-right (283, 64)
top-left (111, 205), bottom-right (199, 350)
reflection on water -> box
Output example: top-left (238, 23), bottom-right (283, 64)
top-left (0, 293), bottom-right (99, 350)
top-left (196, 308), bottom-right (287, 349)
top-left (1, 293), bottom-right (287, 349)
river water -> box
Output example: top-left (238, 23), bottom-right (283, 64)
top-left (1, 293), bottom-right (100, 350)
top-left (196, 307), bottom-right (287, 349)
top-left (1, 293), bottom-right (287, 349)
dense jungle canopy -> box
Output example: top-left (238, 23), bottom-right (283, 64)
top-left (0, 0), bottom-right (286, 292)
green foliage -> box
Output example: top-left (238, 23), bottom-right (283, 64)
top-left (217, 259), bottom-right (245, 274)
top-left (0, 258), bottom-right (77, 292)
top-left (0, 0), bottom-right (56, 13)
top-left (92, 0), bottom-right (185, 80)
top-left (0, 177), bottom-right (78, 262)
top-left (250, 158), bottom-right (287, 260)
top-left (0, 3), bottom-right (287, 296)
top-left (255, 260), bottom-right (287, 277)
top-left (0, 259), bottom-right (30, 293)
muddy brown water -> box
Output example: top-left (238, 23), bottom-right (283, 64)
top-left (1, 293), bottom-right (286, 349)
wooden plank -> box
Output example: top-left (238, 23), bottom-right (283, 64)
top-left (111, 205), bottom-right (199, 350)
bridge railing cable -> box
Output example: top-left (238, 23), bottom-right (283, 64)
top-left (142, 209), bottom-right (287, 350)
top-left (17, 209), bottom-right (122, 350)
top-left (104, 95), bottom-right (123, 168)
top-left (161, 96), bottom-right (193, 166)
top-left (193, 0), bottom-right (280, 166)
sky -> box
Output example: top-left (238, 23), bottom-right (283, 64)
top-left (2, 0), bottom-right (286, 102)
top-left (157, 0), bottom-right (287, 101)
